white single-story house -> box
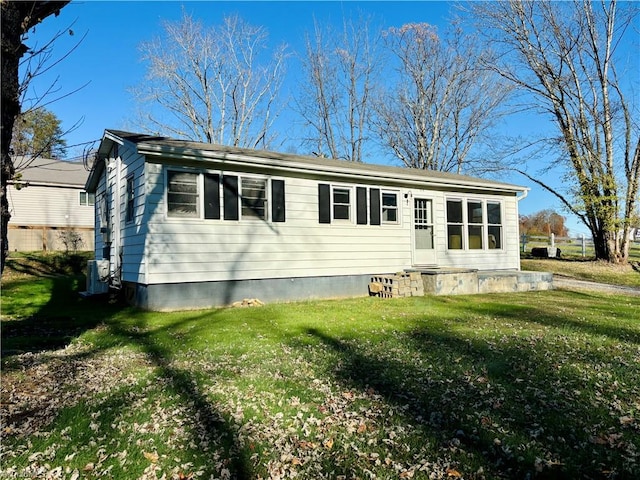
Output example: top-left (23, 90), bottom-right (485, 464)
top-left (85, 130), bottom-right (532, 310)
top-left (7, 157), bottom-right (95, 252)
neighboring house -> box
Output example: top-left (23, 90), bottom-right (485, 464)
top-left (7, 157), bottom-right (94, 252)
top-left (86, 130), bottom-right (530, 310)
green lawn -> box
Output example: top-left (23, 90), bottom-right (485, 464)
top-left (2, 263), bottom-right (640, 479)
top-left (521, 258), bottom-right (640, 288)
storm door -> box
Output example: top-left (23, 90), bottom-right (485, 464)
top-left (413, 198), bottom-right (436, 266)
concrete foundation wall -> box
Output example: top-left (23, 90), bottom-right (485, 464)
top-left (421, 269), bottom-right (479, 295)
top-left (120, 270), bottom-right (554, 311)
top-left (125, 274), bottom-right (372, 311)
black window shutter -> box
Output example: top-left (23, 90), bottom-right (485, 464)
top-left (356, 187), bottom-right (367, 225)
top-left (271, 179), bottom-right (286, 222)
top-left (204, 173), bottom-right (221, 219)
top-left (369, 188), bottom-right (381, 225)
top-left (318, 183), bottom-right (331, 224)
top-left (223, 175), bottom-right (239, 220)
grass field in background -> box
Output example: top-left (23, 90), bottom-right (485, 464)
top-left (1, 253), bottom-right (640, 479)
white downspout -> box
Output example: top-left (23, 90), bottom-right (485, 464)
top-left (515, 188), bottom-right (529, 271)
top-left (516, 189), bottom-right (529, 202)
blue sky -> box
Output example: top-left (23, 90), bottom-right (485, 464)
top-left (22, 0), bottom-right (625, 236)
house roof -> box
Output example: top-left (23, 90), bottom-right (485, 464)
top-left (87, 129), bottom-right (527, 196)
top-left (11, 157), bottom-right (91, 188)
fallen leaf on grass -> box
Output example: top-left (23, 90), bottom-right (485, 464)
top-left (619, 415), bottom-right (635, 426)
top-left (446, 467), bottom-right (462, 477)
top-left (144, 451), bottom-right (159, 463)
top-left (323, 438), bottom-right (334, 449)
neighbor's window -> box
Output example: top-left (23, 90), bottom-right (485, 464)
top-left (446, 199), bottom-right (463, 249)
top-left (333, 187), bottom-right (351, 221)
top-left (79, 191), bottom-right (95, 206)
top-left (382, 192), bottom-right (398, 223)
top-left (487, 202), bottom-right (502, 249)
top-left (467, 200), bottom-right (483, 249)
top-left (167, 171), bottom-right (199, 217)
top-left (125, 176), bottom-right (135, 223)
top-left (241, 177), bottom-right (267, 220)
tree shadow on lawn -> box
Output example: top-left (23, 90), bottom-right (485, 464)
top-left (305, 312), bottom-right (638, 479)
top-left (0, 275), bottom-right (124, 358)
top-left (105, 316), bottom-right (253, 479)
top-left (2, 278), bottom-right (253, 478)
top-left (459, 291), bottom-right (640, 345)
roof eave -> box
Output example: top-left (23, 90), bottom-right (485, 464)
top-left (136, 143), bottom-right (526, 195)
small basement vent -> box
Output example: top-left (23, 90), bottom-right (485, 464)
top-left (86, 260), bottom-right (110, 295)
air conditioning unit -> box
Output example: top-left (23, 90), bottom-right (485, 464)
top-left (86, 259), bottom-right (110, 295)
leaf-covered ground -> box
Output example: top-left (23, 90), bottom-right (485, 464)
top-left (2, 279), bottom-right (639, 479)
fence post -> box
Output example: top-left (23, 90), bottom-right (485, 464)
top-left (550, 233), bottom-right (555, 248)
top-left (581, 234), bottom-right (586, 258)
top-left (521, 233), bottom-right (527, 253)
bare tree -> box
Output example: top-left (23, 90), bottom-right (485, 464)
top-left (296, 14), bottom-right (382, 162)
top-left (472, 0), bottom-right (639, 263)
top-left (133, 12), bottom-right (288, 149)
top-left (374, 22), bottom-right (509, 173)
top-left (1, 0), bottom-right (71, 274)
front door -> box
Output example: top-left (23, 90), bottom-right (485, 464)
top-left (413, 197), bottom-right (436, 266)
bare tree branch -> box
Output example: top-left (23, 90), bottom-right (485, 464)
top-left (132, 11), bottom-right (288, 149)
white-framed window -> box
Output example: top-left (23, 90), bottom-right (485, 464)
top-left (446, 199), bottom-right (464, 249)
top-left (125, 176), bottom-right (135, 223)
top-left (332, 187), bottom-right (351, 221)
top-left (467, 200), bottom-right (484, 249)
top-left (381, 191), bottom-right (399, 224)
top-left (321, 183), bottom-right (399, 226)
top-left (165, 168), bottom-right (285, 223)
top-left (446, 198), bottom-right (503, 250)
top-left (240, 176), bottom-right (268, 220)
top-left (167, 170), bottom-right (199, 218)
top-left (487, 201), bottom-right (503, 249)
top-left (79, 191), bottom-right (95, 206)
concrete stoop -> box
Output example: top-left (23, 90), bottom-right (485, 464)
top-left (372, 269), bottom-right (553, 297)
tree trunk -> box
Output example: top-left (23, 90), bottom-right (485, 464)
top-left (1, 4), bottom-right (25, 273)
top-left (1, 1), bottom-right (70, 274)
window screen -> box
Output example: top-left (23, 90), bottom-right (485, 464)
top-left (167, 171), bottom-right (198, 217)
top-left (241, 177), bottom-right (267, 220)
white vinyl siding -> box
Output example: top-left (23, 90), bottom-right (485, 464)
top-left (8, 183), bottom-right (94, 228)
top-left (144, 172), bottom-right (410, 284)
top-left (96, 142), bottom-right (147, 285)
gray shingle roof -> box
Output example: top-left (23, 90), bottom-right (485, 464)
top-left (12, 157), bottom-right (90, 188)
top-left (89, 129), bottom-right (526, 195)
